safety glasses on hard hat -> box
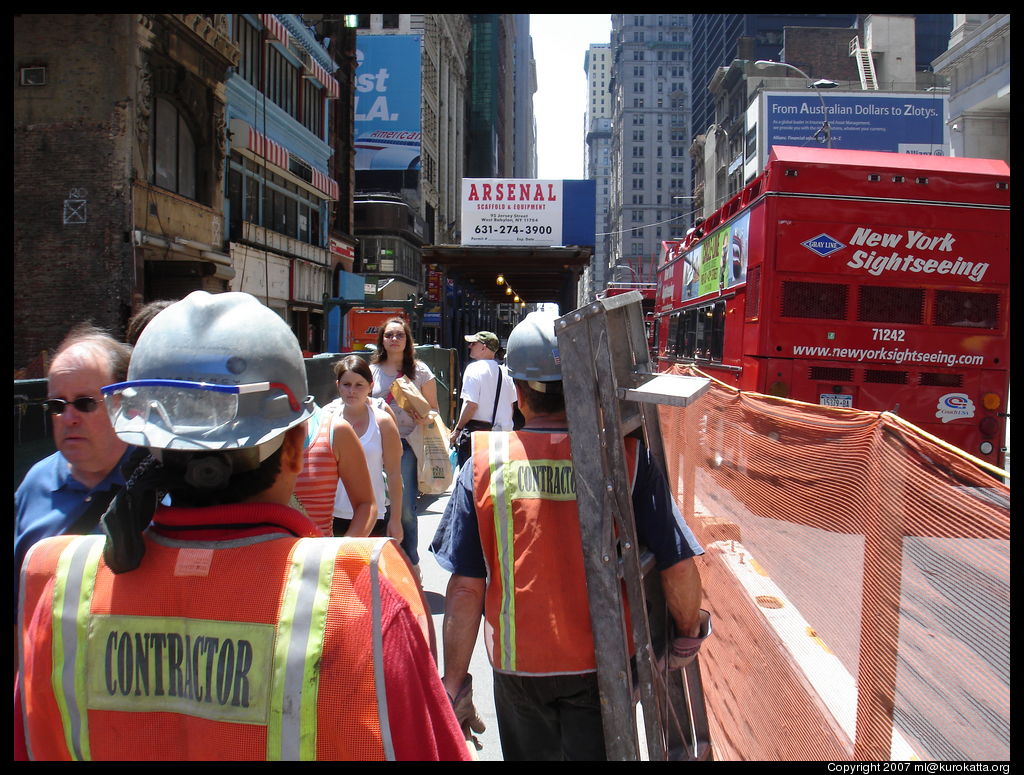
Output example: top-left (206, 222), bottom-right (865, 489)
top-left (101, 379), bottom-right (302, 433)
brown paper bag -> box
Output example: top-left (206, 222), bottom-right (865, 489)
top-left (390, 375), bottom-right (432, 418)
top-left (412, 412), bottom-right (454, 495)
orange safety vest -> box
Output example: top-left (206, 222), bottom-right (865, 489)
top-left (18, 532), bottom-right (427, 761)
top-left (471, 430), bottom-right (638, 676)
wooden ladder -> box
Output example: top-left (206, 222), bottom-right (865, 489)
top-left (554, 291), bottom-right (713, 761)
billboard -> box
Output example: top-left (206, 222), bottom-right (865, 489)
top-left (762, 91), bottom-right (948, 159)
top-left (663, 211), bottom-right (751, 303)
top-left (354, 35), bottom-right (422, 171)
top-left (460, 179), bottom-right (596, 247)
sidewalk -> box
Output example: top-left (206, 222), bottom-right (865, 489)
top-left (414, 486), bottom-right (504, 761)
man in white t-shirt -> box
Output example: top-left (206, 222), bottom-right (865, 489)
top-left (449, 331), bottom-right (517, 467)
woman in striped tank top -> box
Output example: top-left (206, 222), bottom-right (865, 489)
top-left (293, 390), bottom-right (376, 537)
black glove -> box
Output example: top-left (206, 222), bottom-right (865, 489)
top-left (447, 674), bottom-right (486, 750)
top-left (667, 609), bottom-right (713, 670)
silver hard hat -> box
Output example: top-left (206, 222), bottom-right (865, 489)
top-left (103, 291), bottom-right (314, 452)
top-left (505, 310), bottom-right (563, 390)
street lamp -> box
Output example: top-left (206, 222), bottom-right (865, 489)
top-left (754, 60), bottom-right (837, 148)
top-left (613, 263), bottom-right (641, 283)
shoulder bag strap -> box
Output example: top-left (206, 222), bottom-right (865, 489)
top-left (65, 485), bottom-right (122, 535)
top-left (490, 363), bottom-right (503, 426)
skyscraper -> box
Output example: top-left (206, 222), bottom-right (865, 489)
top-left (581, 42), bottom-right (611, 303)
top-left (606, 14), bottom-right (693, 285)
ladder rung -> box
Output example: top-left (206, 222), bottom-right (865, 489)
top-left (617, 548), bottom-right (657, 580)
top-left (639, 548), bottom-right (656, 576)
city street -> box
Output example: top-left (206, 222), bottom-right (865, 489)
top-left (413, 486), bottom-right (504, 761)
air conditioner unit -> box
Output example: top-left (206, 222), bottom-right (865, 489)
top-left (20, 66), bottom-right (47, 87)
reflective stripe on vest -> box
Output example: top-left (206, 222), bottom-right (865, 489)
top-left (50, 535), bottom-right (104, 761)
top-left (47, 535), bottom-right (394, 762)
top-left (368, 540), bottom-right (396, 761)
top-left (268, 537), bottom-right (335, 760)
top-left (487, 431), bottom-right (517, 672)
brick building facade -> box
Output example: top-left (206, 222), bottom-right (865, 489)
top-left (13, 14), bottom-right (239, 373)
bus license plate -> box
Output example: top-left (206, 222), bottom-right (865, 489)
top-left (820, 394), bottom-right (853, 408)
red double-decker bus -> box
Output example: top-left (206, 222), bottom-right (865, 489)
top-left (654, 146), bottom-right (1010, 468)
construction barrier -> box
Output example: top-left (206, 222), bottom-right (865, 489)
top-left (658, 365), bottom-right (1009, 762)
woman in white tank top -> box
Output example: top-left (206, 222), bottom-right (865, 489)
top-left (330, 356), bottom-right (404, 540)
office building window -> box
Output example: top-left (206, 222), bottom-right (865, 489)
top-left (229, 154), bottom-right (324, 247)
top-left (235, 16), bottom-right (262, 89)
top-left (266, 46), bottom-right (298, 118)
top-left (151, 97), bottom-right (196, 201)
top-left (302, 79), bottom-right (324, 138)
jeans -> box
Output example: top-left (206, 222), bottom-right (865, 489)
top-left (492, 670), bottom-right (607, 761)
top-left (398, 439), bottom-right (419, 565)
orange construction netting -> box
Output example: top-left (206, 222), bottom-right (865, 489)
top-left (658, 365), bottom-right (1009, 762)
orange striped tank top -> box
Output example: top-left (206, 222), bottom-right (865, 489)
top-left (294, 404), bottom-right (340, 536)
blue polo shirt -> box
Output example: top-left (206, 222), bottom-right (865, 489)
top-left (14, 448), bottom-right (133, 608)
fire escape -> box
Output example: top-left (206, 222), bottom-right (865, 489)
top-left (849, 36), bottom-right (879, 90)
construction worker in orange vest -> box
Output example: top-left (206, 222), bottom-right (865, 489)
top-left (15, 291), bottom-right (472, 762)
top-left (430, 310), bottom-right (712, 760)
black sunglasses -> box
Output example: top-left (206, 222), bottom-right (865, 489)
top-left (44, 396), bottom-right (101, 415)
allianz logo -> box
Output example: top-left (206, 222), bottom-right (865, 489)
top-left (801, 234), bottom-right (846, 257)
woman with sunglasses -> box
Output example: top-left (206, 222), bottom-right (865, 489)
top-left (369, 317), bottom-right (439, 574)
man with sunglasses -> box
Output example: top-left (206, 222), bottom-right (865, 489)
top-left (14, 324), bottom-right (133, 605)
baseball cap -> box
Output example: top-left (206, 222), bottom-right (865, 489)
top-left (464, 331), bottom-right (499, 352)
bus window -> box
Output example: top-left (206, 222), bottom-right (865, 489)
top-left (710, 301), bottom-right (726, 361)
top-left (676, 301), bottom-right (727, 362)
top-left (680, 310), bottom-right (696, 359)
top-left (666, 313), bottom-right (679, 356)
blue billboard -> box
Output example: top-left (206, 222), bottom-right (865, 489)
top-left (764, 91), bottom-right (948, 156)
top-left (354, 35), bottom-right (422, 171)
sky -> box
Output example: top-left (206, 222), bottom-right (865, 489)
top-left (529, 14), bottom-right (612, 180)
